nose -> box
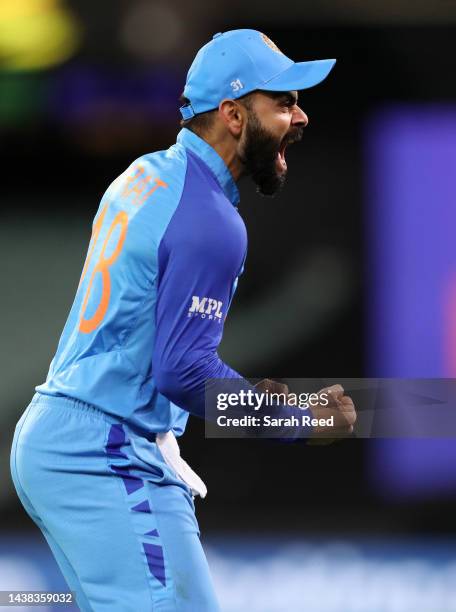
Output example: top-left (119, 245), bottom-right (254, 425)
top-left (292, 105), bottom-right (309, 128)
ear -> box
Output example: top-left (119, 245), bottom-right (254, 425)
top-left (218, 99), bottom-right (246, 138)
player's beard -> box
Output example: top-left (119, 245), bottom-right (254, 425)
top-left (239, 111), bottom-right (294, 197)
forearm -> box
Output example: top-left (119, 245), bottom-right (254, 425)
top-left (155, 350), bottom-right (242, 417)
top-left (155, 352), bottom-right (312, 439)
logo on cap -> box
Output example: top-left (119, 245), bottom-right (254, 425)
top-left (230, 79), bottom-right (244, 92)
top-left (260, 33), bottom-right (284, 55)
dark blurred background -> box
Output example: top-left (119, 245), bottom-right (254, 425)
top-left (2, 1), bottom-right (456, 610)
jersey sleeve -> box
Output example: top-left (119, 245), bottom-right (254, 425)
top-left (152, 181), bottom-right (246, 417)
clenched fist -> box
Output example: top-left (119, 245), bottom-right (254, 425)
top-left (309, 384), bottom-right (356, 441)
top-left (254, 379), bottom-right (356, 441)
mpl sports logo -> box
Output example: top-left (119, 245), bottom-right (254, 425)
top-left (188, 296), bottom-right (224, 323)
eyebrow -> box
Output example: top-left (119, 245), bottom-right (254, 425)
top-left (269, 91), bottom-right (298, 106)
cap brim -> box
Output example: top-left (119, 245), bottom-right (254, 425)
top-left (261, 59), bottom-right (336, 92)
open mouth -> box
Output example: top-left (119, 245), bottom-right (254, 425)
top-left (276, 140), bottom-right (288, 173)
top-left (275, 128), bottom-right (303, 173)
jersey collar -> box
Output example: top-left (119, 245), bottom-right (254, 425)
top-left (176, 128), bottom-right (240, 207)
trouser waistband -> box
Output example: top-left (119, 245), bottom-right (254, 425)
top-left (33, 392), bottom-right (156, 440)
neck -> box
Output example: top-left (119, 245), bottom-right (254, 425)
top-left (201, 132), bottom-right (244, 182)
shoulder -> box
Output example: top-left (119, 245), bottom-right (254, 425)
top-left (104, 143), bottom-right (189, 209)
top-left (161, 159), bottom-right (247, 269)
top-left (141, 143), bottom-right (188, 180)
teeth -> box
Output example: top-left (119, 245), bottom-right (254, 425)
top-left (276, 151), bottom-right (287, 170)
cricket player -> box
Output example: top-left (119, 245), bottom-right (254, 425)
top-left (10, 29), bottom-right (355, 611)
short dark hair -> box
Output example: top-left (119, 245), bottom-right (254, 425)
top-left (178, 91), bottom-right (257, 137)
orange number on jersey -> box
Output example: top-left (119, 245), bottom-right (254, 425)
top-left (79, 207), bottom-right (128, 334)
top-left (78, 172), bottom-right (167, 334)
top-left (78, 202), bottom-right (109, 289)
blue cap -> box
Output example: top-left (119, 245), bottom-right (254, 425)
top-left (180, 29), bottom-right (336, 120)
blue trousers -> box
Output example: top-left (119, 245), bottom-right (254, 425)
top-left (10, 393), bottom-right (220, 611)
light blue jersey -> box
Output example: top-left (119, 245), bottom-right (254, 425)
top-left (37, 128), bottom-right (247, 436)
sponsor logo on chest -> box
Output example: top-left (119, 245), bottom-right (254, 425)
top-left (188, 296), bottom-right (224, 322)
